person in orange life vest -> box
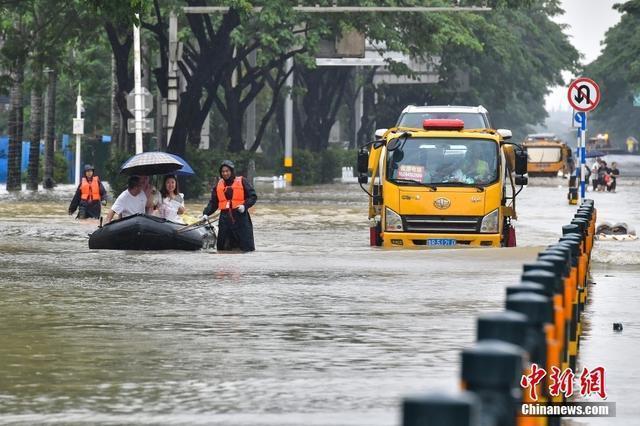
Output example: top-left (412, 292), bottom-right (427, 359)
top-left (68, 164), bottom-right (107, 219)
top-left (202, 160), bottom-right (257, 252)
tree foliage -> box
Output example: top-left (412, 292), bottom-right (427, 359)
top-left (584, 0), bottom-right (640, 146)
top-left (0, 0), bottom-right (586, 189)
top-left (427, 0), bottom-right (578, 139)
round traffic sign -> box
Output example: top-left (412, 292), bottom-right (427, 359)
top-left (567, 77), bottom-right (600, 112)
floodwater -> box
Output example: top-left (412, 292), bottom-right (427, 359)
top-left (0, 155), bottom-right (638, 425)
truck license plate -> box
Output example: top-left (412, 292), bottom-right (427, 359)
top-left (426, 238), bottom-right (457, 247)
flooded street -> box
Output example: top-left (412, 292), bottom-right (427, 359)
top-left (1, 157), bottom-right (639, 425)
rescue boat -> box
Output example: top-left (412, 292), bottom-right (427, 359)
top-left (88, 214), bottom-right (216, 250)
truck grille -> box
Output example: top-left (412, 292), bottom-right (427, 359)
top-left (403, 215), bottom-right (482, 234)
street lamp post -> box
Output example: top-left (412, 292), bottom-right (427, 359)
top-left (73, 85), bottom-right (84, 187)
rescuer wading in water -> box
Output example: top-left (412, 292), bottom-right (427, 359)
top-left (68, 164), bottom-right (107, 219)
top-left (202, 160), bottom-right (257, 252)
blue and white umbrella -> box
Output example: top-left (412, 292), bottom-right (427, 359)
top-left (120, 152), bottom-right (183, 176)
top-left (166, 153), bottom-right (195, 176)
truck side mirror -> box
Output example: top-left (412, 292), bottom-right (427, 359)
top-left (357, 147), bottom-right (369, 184)
top-left (515, 175), bottom-right (528, 186)
top-left (497, 129), bottom-right (512, 140)
top-left (357, 147), bottom-right (369, 175)
top-left (515, 147), bottom-right (528, 175)
top-left (374, 128), bottom-right (388, 138)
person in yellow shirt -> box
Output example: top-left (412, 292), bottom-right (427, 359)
top-left (459, 145), bottom-right (492, 183)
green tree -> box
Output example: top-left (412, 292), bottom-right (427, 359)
top-left (431, 0), bottom-right (579, 139)
top-left (584, 0), bottom-right (640, 146)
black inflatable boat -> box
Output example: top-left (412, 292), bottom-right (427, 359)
top-left (89, 214), bottom-right (216, 250)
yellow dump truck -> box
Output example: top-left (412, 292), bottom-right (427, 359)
top-left (522, 134), bottom-right (573, 177)
top-left (357, 119), bottom-right (528, 248)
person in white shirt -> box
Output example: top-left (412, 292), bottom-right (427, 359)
top-left (154, 174), bottom-right (186, 223)
top-left (105, 175), bottom-right (148, 223)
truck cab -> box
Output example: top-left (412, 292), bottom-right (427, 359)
top-left (358, 119), bottom-right (528, 248)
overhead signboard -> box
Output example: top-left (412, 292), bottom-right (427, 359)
top-left (567, 77), bottom-right (600, 112)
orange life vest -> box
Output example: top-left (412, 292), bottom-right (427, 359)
top-left (80, 177), bottom-right (101, 201)
top-left (216, 177), bottom-right (245, 210)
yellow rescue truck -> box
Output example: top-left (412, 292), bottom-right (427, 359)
top-left (357, 119), bottom-right (528, 248)
top-left (522, 133), bottom-right (573, 177)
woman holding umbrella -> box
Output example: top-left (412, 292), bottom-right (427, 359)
top-left (202, 160), bottom-right (257, 252)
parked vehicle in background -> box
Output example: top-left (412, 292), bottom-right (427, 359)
top-left (375, 104), bottom-right (512, 140)
top-left (522, 133), bottom-right (573, 177)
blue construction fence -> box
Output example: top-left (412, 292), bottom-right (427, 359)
top-left (0, 134), bottom-right (111, 184)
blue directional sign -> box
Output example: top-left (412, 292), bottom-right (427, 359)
top-left (574, 112), bottom-right (586, 131)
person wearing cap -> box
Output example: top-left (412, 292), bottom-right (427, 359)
top-left (68, 164), bottom-right (107, 219)
top-left (202, 160), bottom-right (257, 252)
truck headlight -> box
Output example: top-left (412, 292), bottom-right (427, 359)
top-left (480, 209), bottom-right (499, 233)
top-left (385, 207), bottom-right (403, 232)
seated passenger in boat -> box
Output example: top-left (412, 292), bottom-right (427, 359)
top-left (139, 175), bottom-right (157, 213)
top-left (105, 175), bottom-right (147, 223)
top-left (154, 174), bottom-right (186, 223)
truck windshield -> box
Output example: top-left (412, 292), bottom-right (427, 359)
top-left (526, 147), bottom-right (562, 163)
top-left (386, 138), bottom-right (499, 186)
top-left (397, 112), bottom-right (487, 129)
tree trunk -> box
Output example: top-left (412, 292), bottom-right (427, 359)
top-left (43, 69), bottom-right (57, 189)
top-left (27, 86), bottom-right (43, 191)
top-left (226, 88), bottom-right (244, 153)
top-left (110, 54), bottom-right (122, 150)
top-left (168, 89), bottom-right (205, 157)
top-left (357, 68), bottom-right (378, 147)
top-left (155, 87), bottom-right (166, 150)
top-left (6, 66), bottom-right (24, 192)
top-left (296, 67), bottom-right (351, 152)
top-left (167, 8), bottom-right (241, 156)
top-left (105, 22), bottom-right (134, 154)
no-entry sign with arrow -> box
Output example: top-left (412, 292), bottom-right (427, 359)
top-left (567, 77), bottom-right (600, 112)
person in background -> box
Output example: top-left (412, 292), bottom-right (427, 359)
top-left (597, 160), bottom-right (609, 191)
top-left (155, 174), bottom-right (186, 223)
top-left (607, 161), bottom-right (620, 192)
top-left (591, 159), bottom-right (601, 191)
top-left (105, 175), bottom-right (147, 223)
top-left (68, 164), bottom-right (107, 219)
top-left (202, 160), bottom-right (257, 252)
top-left (139, 175), bottom-right (157, 213)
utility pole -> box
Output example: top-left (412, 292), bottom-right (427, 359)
top-left (284, 57), bottom-right (294, 185)
top-left (167, 12), bottom-right (179, 144)
top-left (73, 84), bottom-right (84, 187)
top-left (133, 13), bottom-right (143, 153)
